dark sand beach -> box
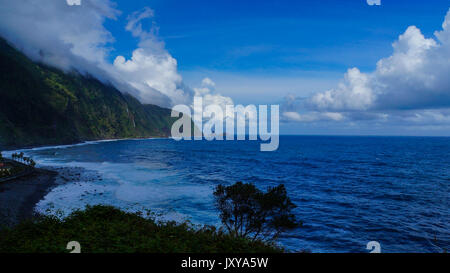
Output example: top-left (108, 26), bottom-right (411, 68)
top-left (0, 169), bottom-right (57, 227)
top-left (0, 166), bottom-right (92, 227)
top-left (0, 163), bottom-right (112, 228)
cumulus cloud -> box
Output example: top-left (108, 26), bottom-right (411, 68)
top-left (187, 77), bottom-right (237, 138)
top-left (308, 21), bottom-right (449, 111)
top-left (192, 78), bottom-right (234, 121)
top-left (309, 67), bottom-right (374, 111)
top-left (112, 7), bottom-right (192, 105)
top-left (284, 8), bottom-right (450, 128)
top-left (194, 78), bottom-right (219, 97)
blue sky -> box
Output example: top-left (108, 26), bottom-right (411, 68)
top-left (106, 0), bottom-right (448, 74)
top-left (1, 0), bottom-right (449, 135)
top-left (101, 0), bottom-right (450, 135)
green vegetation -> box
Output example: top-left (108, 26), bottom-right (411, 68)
top-left (214, 182), bottom-right (301, 241)
top-left (0, 38), bottom-right (177, 149)
top-left (0, 182), bottom-right (300, 253)
top-left (11, 152), bottom-right (36, 167)
top-left (0, 205), bottom-right (282, 253)
top-left (0, 152), bottom-right (35, 179)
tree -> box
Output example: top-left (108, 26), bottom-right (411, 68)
top-left (214, 182), bottom-right (300, 242)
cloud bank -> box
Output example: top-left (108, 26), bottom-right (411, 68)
top-left (0, 0), bottom-right (231, 108)
top-left (283, 8), bottom-right (450, 128)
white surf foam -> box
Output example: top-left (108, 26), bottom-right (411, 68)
top-left (27, 141), bottom-right (217, 225)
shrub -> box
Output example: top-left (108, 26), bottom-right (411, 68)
top-left (214, 182), bottom-right (301, 241)
top-left (0, 205), bottom-right (282, 253)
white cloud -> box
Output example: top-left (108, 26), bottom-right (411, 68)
top-left (193, 78), bottom-right (234, 119)
top-left (0, 1), bottom-right (204, 107)
top-left (284, 8), bottom-right (450, 129)
top-left (193, 78), bottom-right (216, 97)
top-left (0, 0), bottom-right (118, 76)
top-left (309, 67), bottom-right (374, 111)
top-left (112, 8), bottom-right (190, 106)
top-left (190, 78), bottom-right (235, 137)
top-left (201, 78), bottom-right (216, 88)
top-left (309, 10), bottom-right (450, 112)
top-left (366, 0), bottom-right (381, 6)
top-left (66, 0), bottom-right (82, 6)
top-left (283, 111), bottom-right (344, 122)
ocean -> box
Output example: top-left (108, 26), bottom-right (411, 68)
top-left (7, 136), bottom-right (449, 253)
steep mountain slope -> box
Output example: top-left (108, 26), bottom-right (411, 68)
top-left (0, 38), bottom-right (176, 148)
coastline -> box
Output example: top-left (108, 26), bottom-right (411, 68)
top-left (0, 136), bottom-right (170, 152)
top-left (0, 137), bottom-right (170, 227)
top-left (0, 168), bottom-right (57, 227)
top-left (0, 166), bottom-right (93, 227)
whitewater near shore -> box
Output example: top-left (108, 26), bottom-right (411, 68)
top-left (0, 138), bottom-right (161, 226)
top-left (1, 136), bottom-right (448, 252)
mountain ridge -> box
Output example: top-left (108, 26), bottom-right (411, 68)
top-left (0, 38), bottom-right (176, 149)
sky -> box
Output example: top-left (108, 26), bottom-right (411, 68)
top-left (0, 0), bottom-right (450, 135)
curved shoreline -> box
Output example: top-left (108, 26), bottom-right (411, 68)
top-left (0, 138), bottom-right (169, 227)
top-left (0, 168), bottom-right (57, 227)
top-left (0, 164), bottom-right (111, 227)
top-left (1, 136), bottom-right (170, 153)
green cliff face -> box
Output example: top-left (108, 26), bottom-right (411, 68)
top-left (0, 38), bottom-right (176, 148)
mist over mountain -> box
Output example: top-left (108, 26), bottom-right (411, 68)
top-left (0, 38), bottom-right (176, 149)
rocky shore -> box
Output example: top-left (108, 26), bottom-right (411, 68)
top-left (0, 166), bottom-right (92, 227)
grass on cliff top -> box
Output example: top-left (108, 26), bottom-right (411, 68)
top-left (0, 205), bottom-right (282, 253)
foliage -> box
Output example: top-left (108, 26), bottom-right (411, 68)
top-left (0, 38), bottom-right (177, 149)
top-left (214, 182), bottom-right (301, 241)
top-left (11, 152), bottom-right (36, 167)
top-left (0, 152), bottom-right (32, 178)
top-left (0, 206), bottom-right (282, 253)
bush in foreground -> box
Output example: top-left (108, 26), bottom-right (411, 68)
top-left (0, 205), bottom-right (282, 253)
top-left (214, 182), bottom-right (301, 241)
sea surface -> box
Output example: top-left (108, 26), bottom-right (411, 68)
top-left (7, 136), bottom-right (449, 253)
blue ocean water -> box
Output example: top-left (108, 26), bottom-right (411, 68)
top-left (13, 136), bottom-right (450, 253)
